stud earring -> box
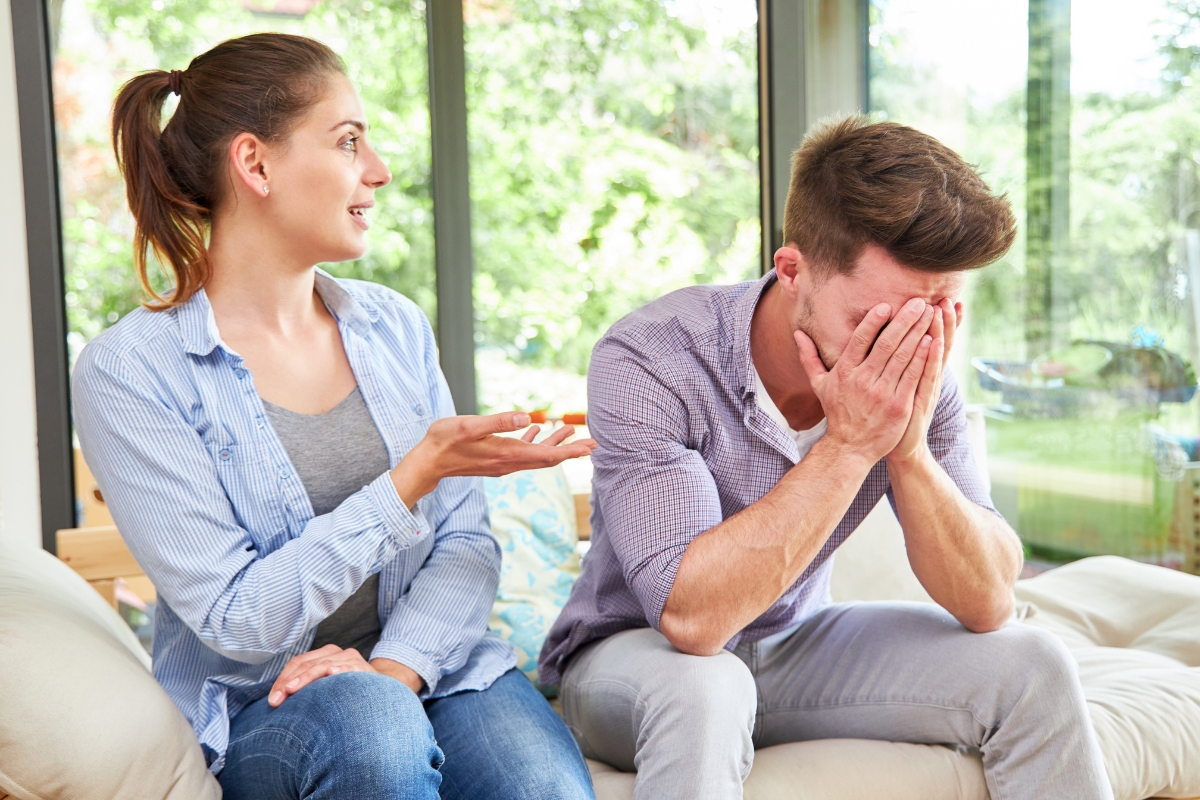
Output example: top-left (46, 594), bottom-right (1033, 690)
top-left (262, 185), bottom-right (270, 197)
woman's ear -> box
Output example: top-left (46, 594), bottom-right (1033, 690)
top-left (228, 132), bottom-right (271, 199)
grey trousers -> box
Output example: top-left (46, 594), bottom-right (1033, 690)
top-left (560, 602), bottom-right (1114, 800)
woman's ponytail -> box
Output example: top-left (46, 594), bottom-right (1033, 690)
top-left (110, 34), bottom-right (346, 311)
top-left (112, 70), bottom-right (210, 309)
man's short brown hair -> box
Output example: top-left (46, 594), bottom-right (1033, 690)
top-left (783, 114), bottom-right (1016, 275)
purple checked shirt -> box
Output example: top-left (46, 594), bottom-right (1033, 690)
top-left (538, 271), bottom-right (997, 685)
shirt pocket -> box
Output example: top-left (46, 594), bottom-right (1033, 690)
top-left (202, 422), bottom-right (288, 551)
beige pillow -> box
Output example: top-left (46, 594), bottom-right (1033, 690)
top-left (586, 738), bottom-right (987, 800)
top-left (0, 536), bottom-right (220, 800)
top-left (1016, 556), bottom-right (1200, 800)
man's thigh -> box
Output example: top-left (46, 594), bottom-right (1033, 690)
top-left (560, 627), bottom-right (756, 772)
top-left (750, 601), bottom-right (1070, 749)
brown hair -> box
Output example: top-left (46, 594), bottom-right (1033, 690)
top-left (783, 114), bottom-right (1016, 276)
top-left (112, 33), bottom-right (345, 309)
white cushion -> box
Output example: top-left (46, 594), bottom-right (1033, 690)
top-left (1015, 556), bottom-right (1200, 800)
top-left (590, 553), bottom-right (1200, 800)
top-left (587, 738), bottom-right (987, 800)
top-left (0, 536), bottom-right (219, 800)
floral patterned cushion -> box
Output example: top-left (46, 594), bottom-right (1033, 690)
top-left (485, 466), bottom-right (581, 692)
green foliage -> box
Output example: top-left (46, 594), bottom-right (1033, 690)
top-left (465, 0), bottom-right (760, 405)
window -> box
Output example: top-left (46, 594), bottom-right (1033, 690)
top-left (465, 0), bottom-right (761, 414)
top-left (871, 0), bottom-right (1200, 574)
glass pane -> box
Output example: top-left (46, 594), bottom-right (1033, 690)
top-left (465, 0), bottom-right (762, 415)
top-left (871, 0), bottom-right (1200, 575)
top-left (53, 0), bottom-right (435, 371)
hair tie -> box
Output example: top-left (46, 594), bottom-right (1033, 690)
top-left (168, 70), bottom-right (183, 97)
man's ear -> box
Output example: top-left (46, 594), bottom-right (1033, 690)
top-left (228, 132), bottom-right (271, 198)
top-left (773, 244), bottom-right (808, 299)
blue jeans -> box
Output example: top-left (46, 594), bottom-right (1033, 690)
top-left (219, 668), bottom-right (594, 800)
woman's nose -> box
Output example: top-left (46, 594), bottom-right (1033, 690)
top-left (365, 146), bottom-right (391, 188)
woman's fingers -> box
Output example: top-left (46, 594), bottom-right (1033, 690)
top-left (272, 644), bottom-right (341, 692)
top-left (269, 649), bottom-right (373, 707)
top-left (540, 424), bottom-right (576, 447)
top-left (520, 425), bottom-right (541, 443)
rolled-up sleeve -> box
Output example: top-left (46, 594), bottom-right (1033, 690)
top-left (73, 345), bottom-right (427, 665)
top-left (369, 317), bottom-right (501, 695)
top-left (587, 337), bottom-right (724, 629)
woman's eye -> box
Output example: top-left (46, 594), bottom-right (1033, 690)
top-left (341, 136), bottom-right (359, 152)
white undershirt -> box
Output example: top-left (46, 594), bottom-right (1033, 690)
top-left (749, 366), bottom-right (829, 653)
top-left (752, 367), bottom-right (828, 459)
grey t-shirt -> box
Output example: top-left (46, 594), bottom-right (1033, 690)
top-left (262, 386), bottom-right (391, 657)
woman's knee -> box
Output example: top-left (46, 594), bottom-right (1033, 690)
top-left (298, 672), bottom-right (443, 783)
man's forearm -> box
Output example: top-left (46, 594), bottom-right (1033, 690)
top-left (887, 452), bottom-right (1022, 632)
top-left (660, 437), bottom-right (874, 656)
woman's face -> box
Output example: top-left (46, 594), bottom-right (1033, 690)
top-left (262, 74), bottom-right (392, 265)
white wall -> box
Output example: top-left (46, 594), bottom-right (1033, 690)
top-left (0, 0), bottom-right (43, 547)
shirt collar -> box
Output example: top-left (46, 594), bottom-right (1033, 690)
top-left (176, 268), bottom-right (376, 357)
top-left (732, 268), bottom-right (778, 403)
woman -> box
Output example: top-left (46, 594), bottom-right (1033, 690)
top-left (73, 33), bottom-right (596, 800)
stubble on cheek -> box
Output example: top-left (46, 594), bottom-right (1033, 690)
top-left (794, 293), bottom-right (838, 371)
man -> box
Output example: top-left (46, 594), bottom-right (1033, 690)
top-left (539, 115), bottom-right (1113, 800)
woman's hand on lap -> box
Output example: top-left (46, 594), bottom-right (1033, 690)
top-left (390, 412), bottom-right (597, 506)
top-left (268, 644), bottom-right (376, 707)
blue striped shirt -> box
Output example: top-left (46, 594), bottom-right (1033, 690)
top-left (72, 272), bottom-right (515, 772)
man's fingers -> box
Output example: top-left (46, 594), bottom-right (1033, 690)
top-left (794, 329), bottom-right (829, 383)
top-left (914, 337), bottom-right (945, 410)
top-left (898, 335), bottom-right (933, 398)
top-left (862, 298), bottom-right (930, 376)
top-left (941, 299), bottom-right (959, 364)
top-left (840, 303), bottom-right (892, 367)
top-left (880, 306), bottom-right (935, 389)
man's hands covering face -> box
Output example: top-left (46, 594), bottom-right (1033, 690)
top-left (795, 297), bottom-right (958, 467)
top-left (890, 298), bottom-right (959, 465)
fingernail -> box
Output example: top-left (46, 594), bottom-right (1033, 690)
top-left (907, 298), bottom-right (924, 311)
top-left (270, 692), bottom-right (282, 705)
top-left (923, 335), bottom-right (932, 345)
top-left (287, 678), bottom-right (299, 688)
top-left (875, 304), bottom-right (890, 317)
top-left (514, 412), bottom-right (530, 428)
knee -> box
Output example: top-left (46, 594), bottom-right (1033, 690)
top-left (303, 672), bottom-right (441, 778)
top-left (641, 647), bottom-right (756, 730)
top-left (996, 625), bottom-right (1082, 705)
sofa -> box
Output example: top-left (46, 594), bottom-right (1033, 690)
top-left (1, 479), bottom-right (1199, 799)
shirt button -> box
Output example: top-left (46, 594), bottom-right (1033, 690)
top-left (218, 448), bottom-right (232, 461)
top-left (234, 368), bottom-right (247, 379)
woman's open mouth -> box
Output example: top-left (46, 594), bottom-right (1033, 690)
top-left (348, 202), bottom-right (373, 230)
